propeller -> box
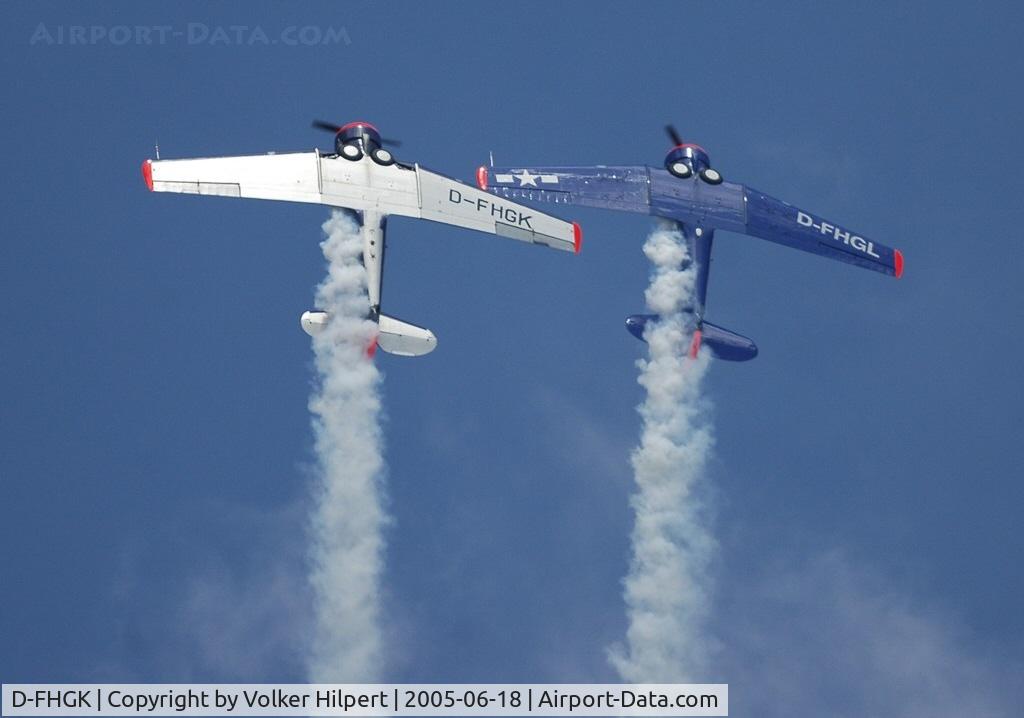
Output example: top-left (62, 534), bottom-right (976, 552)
top-left (312, 119), bottom-right (342, 133)
top-left (311, 120), bottom-right (402, 147)
top-left (665, 124), bottom-right (684, 146)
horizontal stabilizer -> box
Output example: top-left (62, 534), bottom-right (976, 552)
top-left (377, 314), bottom-right (437, 357)
top-left (700, 321), bottom-right (758, 362)
top-left (625, 314), bottom-right (758, 361)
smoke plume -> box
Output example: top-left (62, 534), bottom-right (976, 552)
top-left (609, 222), bottom-right (716, 682)
top-left (306, 211), bottom-right (390, 682)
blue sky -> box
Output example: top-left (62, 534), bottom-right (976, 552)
top-left (2, 1), bottom-right (1023, 714)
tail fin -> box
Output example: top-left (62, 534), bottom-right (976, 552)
top-left (376, 314), bottom-right (437, 357)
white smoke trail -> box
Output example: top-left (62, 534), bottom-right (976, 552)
top-left (306, 210), bottom-right (390, 682)
top-left (609, 222), bottom-right (716, 682)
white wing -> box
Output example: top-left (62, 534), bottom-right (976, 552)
top-left (415, 167), bottom-right (579, 252)
top-left (144, 152), bottom-right (580, 253)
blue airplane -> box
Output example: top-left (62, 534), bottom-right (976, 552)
top-left (477, 126), bottom-right (904, 361)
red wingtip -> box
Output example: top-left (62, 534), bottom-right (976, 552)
top-left (476, 165), bottom-right (488, 191)
top-left (893, 249), bottom-right (904, 279)
top-left (141, 160), bottom-right (153, 191)
top-left (688, 329), bottom-right (703, 359)
top-left (573, 222), bottom-right (583, 254)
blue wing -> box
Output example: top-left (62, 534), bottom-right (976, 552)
top-left (741, 186), bottom-right (903, 278)
top-left (481, 165), bottom-right (650, 214)
top-left (483, 164), bottom-right (902, 278)
top-left (646, 170), bottom-right (902, 277)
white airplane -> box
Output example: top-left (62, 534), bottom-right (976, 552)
top-left (142, 120), bottom-right (582, 357)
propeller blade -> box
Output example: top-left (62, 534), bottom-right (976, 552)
top-left (312, 120), bottom-right (403, 148)
top-left (312, 120), bottom-right (342, 133)
top-left (666, 124), bottom-right (684, 146)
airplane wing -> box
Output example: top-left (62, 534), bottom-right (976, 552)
top-left (418, 166), bottom-right (580, 252)
top-left (481, 165), bottom-right (651, 214)
top-left (483, 163), bottom-right (901, 277)
top-left (646, 170), bottom-right (903, 277)
top-left (740, 186), bottom-right (903, 278)
top-left (143, 152), bottom-right (581, 253)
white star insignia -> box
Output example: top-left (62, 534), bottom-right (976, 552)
top-left (515, 169), bottom-right (538, 187)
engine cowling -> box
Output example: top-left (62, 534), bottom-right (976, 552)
top-left (665, 143), bottom-right (711, 174)
top-left (300, 310), bottom-right (329, 336)
top-left (664, 143), bottom-right (723, 184)
top-left (335, 121), bottom-right (382, 155)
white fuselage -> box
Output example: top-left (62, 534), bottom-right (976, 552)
top-left (359, 210), bottom-right (386, 313)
